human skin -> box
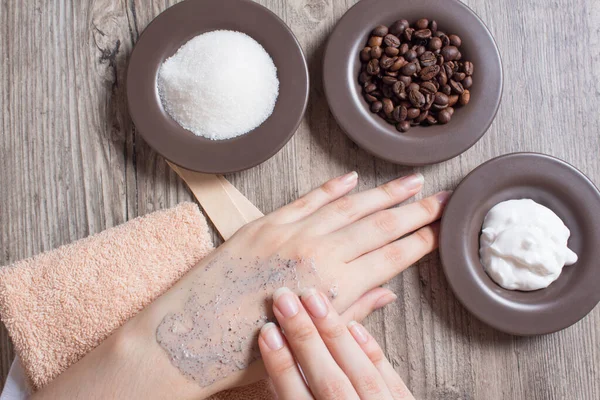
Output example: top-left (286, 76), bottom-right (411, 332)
top-left (33, 172), bottom-right (448, 399)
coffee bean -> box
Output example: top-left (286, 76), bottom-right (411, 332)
top-left (364, 83), bottom-right (377, 93)
top-left (368, 36), bottom-right (383, 47)
top-left (433, 92), bottom-right (448, 105)
top-left (416, 45), bottom-right (426, 56)
top-left (431, 103), bottom-right (448, 111)
top-left (449, 79), bottom-right (464, 94)
top-left (428, 37), bottom-right (442, 51)
top-left (390, 19), bottom-right (410, 36)
top-left (403, 27), bottom-right (414, 41)
top-left (405, 49), bottom-right (418, 61)
top-left (462, 76), bottom-right (473, 89)
top-left (372, 25), bottom-right (389, 37)
top-left (413, 60), bottom-right (422, 73)
top-left (360, 47), bottom-right (372, 62)
top-left (436, 55), bottom-right (445, 66)
top-left (459, 90), bottom-right (470, 105)
top-left (371, 90), bottom-right (382, 98)
top-left (453, 72), bottom-right (466, 81)
top-left (420, 81), bottom-right (437, 95)
top-left (423, 93), bottom-right (435, 110)
top-left (416, 18), bottom-right (429, 29)
top-left (429, 20), bottom-right (438, 33)
top-left (382, 85), bottom-right (393, 98)
top-left (441, 46), bottom-right (459, 61)
top-left (419, 65), bottom-right (440, 80)
top-left (392, 105), bottom-right (408, 122)
top-left (441, 84), bottom-right (451, 95)
top-left (456, 51), bottom-right (462, 60)
top-left (397, 120), bottom-right (411, 132)
top-left (447, 107), bottom-right (455, 116)
top-left (437, 70), bottom-right (448, 86)
top-left (443, 63), bottom-right (453, 77)
top-left (399, 76), bottom-right (412, 86)
top-left (408, 82), bottom-right (420, 92)
top-left (385, 70), bottom-right (399, 77)
top-left (438, 109), bottom-right (452, 124)
top-left (463, 61), bottom-right (474, 76)
top-left (380, 55), bottom-right (395, 69)
top-left (399, 43), bottom-right (410, 55)
top-left (392, 81), bottom-right (406, 97)
top-left (364, 93), bottom-right (377, 103)
top-left (382, 76), bottom-right (398, 85)
top-left (407, 108), bottom-right (420, 119)
top-left (382, 98), bottom-right (394, 115)
top-left (389, 56), bottom-right (407, 71)
top-left (401, 62), bottom-right (417, 76)
top-left (384, 34), bottom-right (401, 48)
top-left (371, 101), bottom-right (383, 113)
top-left (449, 34), bottom-right (462, 47)
top-left (426, 115), bottom-right (438, 125)
top-left (367, 59), bottom-right (380, 75)
top-left (420, 51), bottom-right (437, 67)
top-left (414, 29), bottom-right (432, 40)
top-left (448, 94), bottom-right (459, 107)
top-left (371, 46), bottom-right (383, 59)
top-left (440, 34), bottom-right (450, 47)
top-left (385, 47), bottom-right (400, 57)
top-left (415, 110), bottom-right (429, 124)
top-left (409, 89), bottom-right (426, 108)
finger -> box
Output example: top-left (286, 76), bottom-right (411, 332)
top-left (267, 172), bottom-right (358, 224)
top-left (299, 173), bottom-right (424, 235)
top-left (348, 322), bottom-right (415, 400)
top-left (331, 191), bottom-right (450, 262)
top-left (340, 288), bottom-right (397, 323)
top-left (301, 288), bottom-right (393, 399)
top-left (272, 287), bottom-right (359, 400)
top-left (258, 322), bottom-right (313, 400)
top-left (348, 223), bottom-right (440, 291)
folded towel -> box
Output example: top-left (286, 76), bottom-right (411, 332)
top-left (0, 202), bottom-right (213, 390)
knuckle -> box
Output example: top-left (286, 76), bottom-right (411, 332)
top-left (269, 353), bottom-right (298, 377)
top-left (332, 196), bottom-right (354, 215)
top-left (383, 244), bottom-right (406, 265)
top-left (320, 322), bottom-right (347, 342)
top-left (414, 228), bottom-right (434, 247)
top-left (356, 373), bottom-right (383, 396)
top-left (287, 323), bottom-right (317, 344)
top-left (373, 210), bottom-right (399, 235)
top-left (364, 344), bottom-right (386, 365)
top-left (316, 378), bottom-right (349, 400)
top-left (417, 197), bottom-right (438, 218)
top-left (321, 180), bottom-right (338, 197)
top-left (389, 383), bottom-right (411, 399)
top-left (378, 182), bottom-right (397, 201)
top-left (290, 196), bottom-right (311, 213)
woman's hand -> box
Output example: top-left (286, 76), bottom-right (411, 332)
top-left (259, 287), bottom-right (415, 400)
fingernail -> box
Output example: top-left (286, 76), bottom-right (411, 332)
top-left (301, 288), bottom-right (328, 318)
top-left (374, 292), bottom-right (398, 309)
top-left (436, 190), bottom-right (453, 205)
top-left (342, 171), bottom-right (358, 185)
top-left (401, 173), bottom-right (425, 191)
top-left (273, 287), bottom-right (299, 318)
top-left (348, 321), bottom-right (369, 344)
top-left (261, 323), bottom-right (284, 350)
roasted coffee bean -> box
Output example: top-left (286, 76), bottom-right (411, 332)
top-left (405, 49), bottom-right (418, 61)
top-left (414, 29), bottom-right (432, 40)
top-left (434, 30), bottom-right (445, 38)
top-left (392, 105), bottom-right (408, 122)
top-left (438, 109), bottom-right (452, 124)
top-left (407, 108), bottom-right (421, 119)
top-left (364, 83), bottom-right (377, 93)
top-left (440, 34), bottom-right (450, 47)
top-left (416, 45), bottom-right (426, 56)
top-left (448, 94), bottom-right (459, 106)
top-left (385, 47), bottom-right (400, 57)
top-left (429, 20), bottom-right (438, 33)
top-left (428, 37), bottom-right (442, 51)
top-left (449, 34), bottom-right (462, 47)
top-left (441, 46), bottom-right (459, 61)
top-left (389, 56), bottom-right (407, 71)
top-left (397, 120), bottom-right (411, 132)
top-left (434, 92), bottom-right (449, 105)
top-left (359, 71), bottom-right (371, 84)
top-left (382, 98), bottom-right (394, 115)
top-left (441, 84), bottom-right (452, 95)
top-left (380, 55), bottom-right (396, 69)
top-left (382, 76), bottom-right (398, 85)
top-left (403, 27), bottom-right (414, 41)
top-left (456, 51), bottom-right (462, 60)
top-left (399, 76), bottom-right (413, 86)
top-left (420, 81), bottom-right (437, 95)
top-left (419, 65), bottom-right (440, 80)
top-left (463, 61), bottom-right (474, 76)
top-left (401, 62), bottom-right (417, 76)
top-left (371, 101), bottom-right (383, 113)
top-left (431, 103), bottom-right (448, 111)
top-left (371, 46), bottom-right (383, 59)
top-left (392, 81), bottom-right (406, 97)
top-left (413, 60), bottom-right (422, 73)
top-left (415, 110), bottom-right (429, 124)
top-left (408, 82), bottom-right (420, 92)
top-left (400, 100), bottom-right (412, 108)
top-left (367, 59), bottom-right (380, 75)
top-left (462, 76), bottom-right (473, 89)
top-left (364, 93), bottom-right (378, 103)
top-left (390, 19), bottom-right (410, 36)
top-left (443, 63), bottom-right (453, 77)
top-left (449, 79), bottom-right (464, 94)
top-left (423, 93), bottom-right (434, 110)
top-left (447, 107), bottom-right (455, 116)
top-left (371, 90), bottom-right (382, 98)
top-left (437, 70), bottom-right (448, 86)
top-left (361, 47), bottom-right (372, 62)
top-left (420, 51), bottom-right (437, 67)
top-left (416, 18), bottom-right (429, 29)
top-left (453, 72), bottom-right (466, 81)
top-left (436, 55), bottom-right (445, 65)
top-left (384, 34), bottom-right (401, 48)
top-left (399, 43), bottom-right (410, 55)
top-left (409, 89), bottom-right (426, 108)
top-left (426, 115), bottom-right (438, 125)
top-left (368, 36), bottom-right (383, 47)
top-left (372, 25), bottom-right (389, 37)
top-left (385, 70), bottom-right (399, 77)
top-left (459, 90), bottom-right (470, 105)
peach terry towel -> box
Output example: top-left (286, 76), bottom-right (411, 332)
top-left (0, 202), bottom-right (213, 390)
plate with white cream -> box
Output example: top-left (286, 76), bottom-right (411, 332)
top-left (440, 152), bottom-right (600, 335)
top-left (127, 0), bottom-right (309, 173)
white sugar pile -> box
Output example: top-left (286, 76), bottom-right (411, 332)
top-left (158, 30), bottom-right (279, 140)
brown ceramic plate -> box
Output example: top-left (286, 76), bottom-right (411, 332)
top-left (127, 0), bottom-right (309, 173)
top-left (323, 0), bottom-right (502, 166)
top-left (440, 153), bottom-right (600, 335)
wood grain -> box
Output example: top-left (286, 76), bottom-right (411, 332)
top-left (1, 0), bottom-right (599, 398)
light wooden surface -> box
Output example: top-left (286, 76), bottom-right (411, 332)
top-left (1, 0), bottom-right (599, 398)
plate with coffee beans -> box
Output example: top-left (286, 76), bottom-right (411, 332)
top-left (323, 0), bottom-right (502, 166)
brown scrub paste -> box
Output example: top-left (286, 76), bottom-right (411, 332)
top-left (156, 253), bottom-right (337, 387)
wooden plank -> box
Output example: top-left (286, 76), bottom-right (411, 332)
top-left (1, 0), bottom-right (599, 398)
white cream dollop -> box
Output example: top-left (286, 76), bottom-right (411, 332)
top-left (479, 199), bottom-right (578, 291)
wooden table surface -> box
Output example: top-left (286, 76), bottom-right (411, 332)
top-left (1, 0), bottom-right (599, 398)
